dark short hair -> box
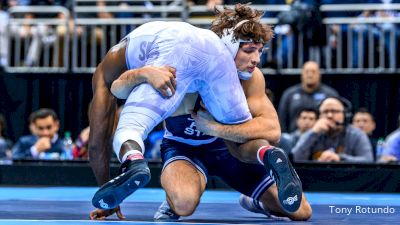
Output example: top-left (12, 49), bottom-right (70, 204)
top-left (29, 108), bottom-right (58, 124)
top-left (354, 107), bottom-right (374, 122)
top-left (296, 107), bottom-right (318, 119)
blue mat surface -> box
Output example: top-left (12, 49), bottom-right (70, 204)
top-left (0, 187), bottom-right (399, 225)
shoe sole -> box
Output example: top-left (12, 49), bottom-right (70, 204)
top-left (266, 149), bottom-right (302, 213)
top-left (92, 169), bottom-right (150, 209)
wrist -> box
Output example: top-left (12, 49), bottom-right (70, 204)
top-left (135, 68), bottom-right (147, 84)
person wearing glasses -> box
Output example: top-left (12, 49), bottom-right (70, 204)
top-left (291, 97), bottom-right (373, 163)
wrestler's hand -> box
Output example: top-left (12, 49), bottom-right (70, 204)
top-left (141, 65), bottom-right (177, 97)
top-left (89, 206), bottom-right (126, 220)
top-left (111, 65), bottom-right (176, 99)
top-left (191, 109), bottom-right (218, 136)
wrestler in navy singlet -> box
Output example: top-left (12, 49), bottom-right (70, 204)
top-left (161, 113), bottom-right (275, 201)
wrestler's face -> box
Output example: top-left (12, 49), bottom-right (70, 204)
top-left (235, 43), bottom-right (264, 74)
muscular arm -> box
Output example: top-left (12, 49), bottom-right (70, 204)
top-left (111, 66), bottom-right (177, 99)
top-left (88, 42), bottom-right (127, 186)
top-left (194, 68), bottom-right (281, 144)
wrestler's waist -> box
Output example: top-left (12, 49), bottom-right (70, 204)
top-left (163, 133), bottom-right (218, 146)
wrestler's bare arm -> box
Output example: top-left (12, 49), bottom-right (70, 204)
top-left (88, 43), bottom-right (128, 186)
top-left (193, 68), bottom-right (281, 144)
top-left (111, 66), bottom-right (177, 99)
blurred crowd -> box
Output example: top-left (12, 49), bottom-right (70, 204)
top-left (0, 0), bottom-right (399, 70)
top-left (0, 0), bottom-right (399, 164)
top-left (0, 60), bottom-right (399, 164)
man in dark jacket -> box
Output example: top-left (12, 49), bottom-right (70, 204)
top-left (12, 108), bottom-right (64, 159)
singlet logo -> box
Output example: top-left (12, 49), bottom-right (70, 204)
top-left (139, 40), bottom-right (159, 61)
top-left (184, 118), bottom-right (205, 137)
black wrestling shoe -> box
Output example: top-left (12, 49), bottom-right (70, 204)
top-left (263, 147), bottom-right (302, 213)
top-left (92, 159), bottom-right (151, 209)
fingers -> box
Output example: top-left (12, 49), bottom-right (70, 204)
top-left (89, 208), bottom-right (121, 221)
top-left (162, 81), bottom-right (175, 98)
top-left (165, 66), bottom-right (176, 77)
top-left (157, 66), bottom-right (176, 98)
top-left (116, 207), bottom-right (126, 220)
top-left (165, 87), bottom-right (173, 97)
top-left (90, 210), bottom-right (104, 220)
top-left (190, 110), bottom-right (198, 119)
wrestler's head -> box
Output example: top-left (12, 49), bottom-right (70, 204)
top-left (211, 3), bottom-right (273, 80)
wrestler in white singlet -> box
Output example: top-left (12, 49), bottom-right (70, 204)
top-left (113, 21), bottom-right (252, 154)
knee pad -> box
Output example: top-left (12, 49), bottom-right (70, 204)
top-left (113, 108), bottom-right (160, 160)
top-left (113, 128), bottom-right (146, 161)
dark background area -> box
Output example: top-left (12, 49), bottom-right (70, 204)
top-left (1, 72), bottom-right (399, 142)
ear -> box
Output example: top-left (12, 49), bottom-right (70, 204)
top-left (54, 120), bottom-right (60, 130)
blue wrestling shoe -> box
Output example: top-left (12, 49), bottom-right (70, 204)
top-left (154, 201), bottom-right (180, 221)
top-left (263, 147), bottom-right (302, 213)
top-left (92, 159), bottom-right (151, 209)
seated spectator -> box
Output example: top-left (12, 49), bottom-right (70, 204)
top-left (379, 114), bottom-right (400, 163)
top-left (280, 107), bottom-right (318, 153)
top-left (12, 108), bottom-right (64, 160)
top-left (278, 60), bottom-right (339, 132)
top-left (351, 108), bottom-right (378, 159)
top-left (0, 113), bottom-right (12, 159)
top-left (292, 97), bottom-right (374, 162)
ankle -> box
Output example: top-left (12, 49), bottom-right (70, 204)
top-left (257, 146), bottom-right (274, 165)
top-left (121, 150), bottom-right (144, 163)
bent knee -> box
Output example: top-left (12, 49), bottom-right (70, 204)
top-left (171, 198), bottom-right (199, 216)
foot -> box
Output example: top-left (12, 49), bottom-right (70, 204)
top-left (154, 201), bottom-right (180, 221)
top-left (92, 159), bottom-right (151, 209)
top-left (239, 194), bottom-right (270, 217)
top-left (263, 147), bottom-right (302, 213)
top-left (239, 194), bottom-right (290, 221)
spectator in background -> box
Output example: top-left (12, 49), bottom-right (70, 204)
top-left (379, 114), bottom-right (400, 163)
top-left (12, 108), bottom-right (64, 159)
top-left (351, 108), bottom-right (377, 159)
top-left (280, 107), bottom-right (318, 154)
top-left (72, 126), bottom-right (89, 159)
top-left (0, 113), bottom-right (12, 159)
top-left (0, 0), bottom-right (8, 68)
top-left (292, 97), bottom-right (374, 162)
top-left (351, 0), bottom-right (400, 68)
top-left (278, 61), bottom-right (338, 132)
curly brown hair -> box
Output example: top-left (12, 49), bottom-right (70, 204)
top-left (211, 3), bottom-right (273, 44)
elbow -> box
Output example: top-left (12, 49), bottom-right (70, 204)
top-left (268, 130), bottom-right (281, 146)
top-left (264, 123), bottom-right (281, 146)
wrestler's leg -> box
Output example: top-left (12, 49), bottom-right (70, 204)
top-left (226, 139), bottom-right (304, 213)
